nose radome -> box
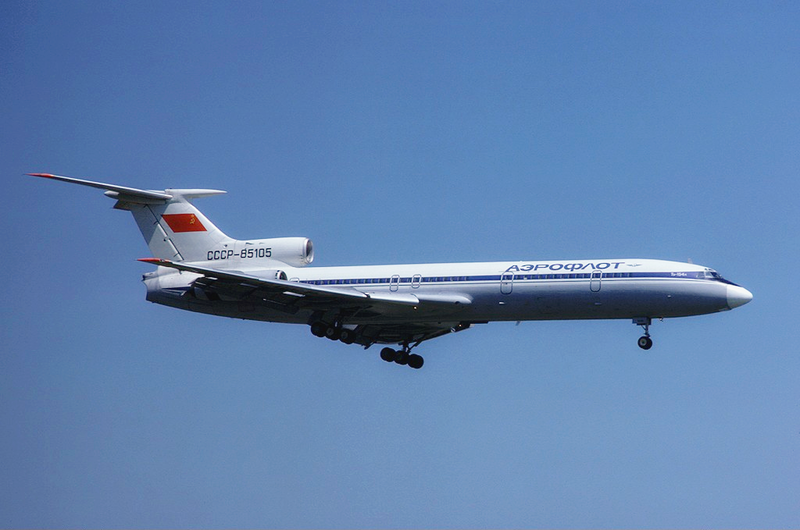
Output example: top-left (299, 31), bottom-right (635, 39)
top-left (727, 285), bottom-right (753, 309)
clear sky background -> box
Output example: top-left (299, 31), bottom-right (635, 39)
top-left (1, 1), bottom-right (798, 528)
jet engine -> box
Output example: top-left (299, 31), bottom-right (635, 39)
top-left (262, 237), bottom-right (314, 267)
top-left (262, 269), bottom-right (289, 281)
top-left (233, 237), bottom-right (314, 268)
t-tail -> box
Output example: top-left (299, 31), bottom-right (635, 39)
top-left (28, 173), bottom-right (314, 268)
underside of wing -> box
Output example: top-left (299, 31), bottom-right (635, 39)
top-left (139, 258), bottom-right (479, 349)
top-left (355, 320), bottom-right (475, 346)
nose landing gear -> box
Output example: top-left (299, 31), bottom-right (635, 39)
top-left (634, 317), bottom-right (653, 350)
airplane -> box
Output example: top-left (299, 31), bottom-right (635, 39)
top-left (30, 172), bottom-right (753, 369)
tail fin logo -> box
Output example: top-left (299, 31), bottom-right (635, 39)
top-left (162, 213), bottom-right (207, 233)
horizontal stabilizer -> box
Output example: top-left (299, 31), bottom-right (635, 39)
top-left (28, 173), bottom-right (227, 204)
top-left (29, 173), bottom-right (173, 202)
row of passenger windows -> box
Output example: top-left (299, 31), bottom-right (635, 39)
top-left (303, 272), bottom-right (636, 286)
top-left (516, 272), bottom-right (634, 280)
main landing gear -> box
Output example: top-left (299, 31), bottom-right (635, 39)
top-left (634, 317), bottom-right (653, 350)
top-left (380, 346), bottom-right (424, 369)
top-left (310, 321), bottom-right (356, 344)
top-left (310, 320), bottom-right (425, 369)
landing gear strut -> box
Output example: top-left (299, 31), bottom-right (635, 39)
top-left (634, 317), bottom-right (653, 350)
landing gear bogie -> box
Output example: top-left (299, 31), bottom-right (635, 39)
top-left (312, 323), bottom-right (425, 369)
top-left (378, 347), bottom-right (424, 369)
top-left (310, 321), bottom-right (357, 345)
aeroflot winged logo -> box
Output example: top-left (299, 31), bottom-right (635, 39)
top-left (162, 213), bottom-right (206, 233)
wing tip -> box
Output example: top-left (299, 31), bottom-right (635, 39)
top-left (138, 257), bottom-right (169, 264)
top-left (27, 172), bottom-right (56, 178)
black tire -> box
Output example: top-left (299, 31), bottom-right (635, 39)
top-left (407, 354), bottom-right (424, 369)
top-left (638, 336), bottom-right (653, 350)
top-left (394, 351), bottom-right (409, 365)
top-left (380, 347), bottom-right (395, 362)
top-left (310, 321), bottom-right (326, 337)
top-left (339, 329), bottom-right (356, 344)
top-left (325, 326), bottom-right (341, 341)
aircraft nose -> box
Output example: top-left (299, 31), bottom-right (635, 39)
top-left (727, 285), bottom-right (753, 309)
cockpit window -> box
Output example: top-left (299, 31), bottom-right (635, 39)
top-left (703, 269), bottom-right (737, 285)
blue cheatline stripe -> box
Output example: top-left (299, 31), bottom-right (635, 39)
top-left (297, 271), bottom-right (731, 286)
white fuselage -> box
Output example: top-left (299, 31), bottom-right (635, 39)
top-left (144, 257), bottom-right (750, 326)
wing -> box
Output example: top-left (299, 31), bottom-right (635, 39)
top-left (139, 258), bottom-right (475, 346)
top-left (139, 257), bottom-right (418, 305)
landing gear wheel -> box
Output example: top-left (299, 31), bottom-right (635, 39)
top-left (633, 318), bottom-right (654, 351)
top-left (324, 325), bottom-right (341, 341)
top-left (407, 354), bottom-right (424, 369)
top-left (310, 321), bottom-right (327, 338)
top-left (380, 347), bottom-right (396, 362)
top-left (339, 328), bottom-right (356, 344)
top-left (394, 351), bottom-right (409, 365)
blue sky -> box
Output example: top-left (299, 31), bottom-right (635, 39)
top-left (1, 1), bottom-right (798, 527)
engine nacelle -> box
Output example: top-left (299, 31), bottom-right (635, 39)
top-left (238, 237), bottom-right (314, 267)
top-left (262, 269), bottom-right (289, 281)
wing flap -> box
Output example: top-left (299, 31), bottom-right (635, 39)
top-left (416, 293), bottom-right (473, 305)
top-left (361, 292), bottom-right (420, 305)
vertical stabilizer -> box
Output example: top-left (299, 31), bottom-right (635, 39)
top-left (115, 190), bottom-right (233, 261)
top-left (29, 173), bottom-right (232, 261)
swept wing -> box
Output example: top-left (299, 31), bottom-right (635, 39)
top-left (139, 258), bottom-right (474, 346)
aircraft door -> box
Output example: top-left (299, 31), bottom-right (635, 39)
top-left (501, 272), bottom-right (514, 294)
top-left (390, 275), bottom-right (400, 292)
top-left (590, 270), bottom-right (602, 292)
